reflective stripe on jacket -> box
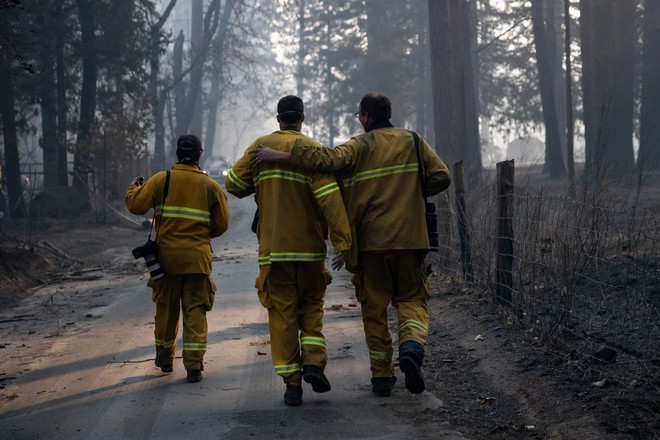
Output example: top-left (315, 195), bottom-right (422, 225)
top-left (290, 127), bottom-right (451, 251)
top-left (125, 163), bottom-right (230, 274)
top-left (225, 130), bottom-right (351, 265)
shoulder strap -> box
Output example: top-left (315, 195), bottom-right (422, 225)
top-left (412, 131), bottom-right (428, 202)
top-left (163, 170), bottom-right (171, 204)
top-left (150, 170), bottom-right (170, 242)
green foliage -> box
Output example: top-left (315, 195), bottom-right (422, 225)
top-left (270, 0), bottom-right (429, 144)
top-left (477, 0), bottom-right (543, 137)
top-left (94, 0), bottom-right (153, 159)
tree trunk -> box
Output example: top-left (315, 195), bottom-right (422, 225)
top-left (74, 0), bottom-right (98, 195)
top-left (640, 0), bottom-right (660, 171)
top-left (548, 0), bottom-right (568, 162)
top-left (608, 0), bottom-right (636, 174)
top-left (579, 0), bottom-right (596, 173)
top-left (324, 15), bottom-right (336, 147)
top-left (151, 26), bottom-right (166, 172)
top-left (189, 0), bottom-right (204, 138)
top-left (415, 0), bottom-right (430, 139)
top-left (204, 0), bottom-right (235, 155)
top-left (176, 0), bottom-right (221, 143)
top-left (172, 30), bottom-right (185, 159)
top-left (589, 0), bottom-right (615, 178)
top-left (296, 0), bottom-right (305, 98)
top-left (588, 0), bottom-right (635, 177)
top-left (40, 65), bottom-right (59, 189)
top-left (531, 0), bottom-right (566, 178)
top-left (428, 0), bottom-right (482, 183)
top-left (0, 59), bottom-right (26, 218)
top-left (429, 0), bottom-right (458, 164)
top-left (461, 1), bottom-right (482, 181)
top-left (564, 0), bottom-right (575, 178)
top-left (149, 0), bottom-right (178, 174)
top-left (55, 0), bottom-right (69, 186)
top-left (365, 1), bottom-right (390, 93)
top-left (204, 72), bottom-right (222, 155)
top-left (38, 3), bottom-right (60, 190)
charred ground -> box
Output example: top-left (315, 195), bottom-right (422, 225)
top-left (1, 208), bottom-right (658, 439)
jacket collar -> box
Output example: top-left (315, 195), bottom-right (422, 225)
top-left (366, 120), bottom-right (394, 132)
top-left (172, 163), bottom-right (203, 173)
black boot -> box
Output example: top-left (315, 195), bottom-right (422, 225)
top-left (284, 385), bottom-right (303, 406)
top-left (186, 370), bottom-right (203, 383)
top-left (302, 365), bottom-right (331, 393)
top-left (399, 341), bottom-right (425, 394)
top-left (371, 376), bottom-right (397, 397)
top-left (155, 355), bottom-right (173, 373)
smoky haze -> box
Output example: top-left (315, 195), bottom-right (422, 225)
top-left (1, 2), bottom-right (659, 438)
top-left (0, 0), bottom-right (657, 213)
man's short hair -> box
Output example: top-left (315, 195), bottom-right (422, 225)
top-left (359, 92), bottom-right (392, 122)
top-left (277, 95), bottom-right (304, 124)
top-left (176, 134), bottom-right (203, 162)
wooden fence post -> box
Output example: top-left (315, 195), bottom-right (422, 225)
top-left (496, 160), bottom-right (514, 306)
top-left (436, 193), bottom-right (453, 271)
top-left (453, 161), bottom-right (473, 282)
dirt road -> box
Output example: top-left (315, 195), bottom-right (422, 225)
top-left (0, 197), bottom-right (467, 439)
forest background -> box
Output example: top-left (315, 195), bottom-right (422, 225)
top-left (1, 0), bottom-right (658, 213)
top-left (1, 1), bottom-right (659, 436)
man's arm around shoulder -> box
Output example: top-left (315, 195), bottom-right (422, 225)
top-left (251, 138), bottom-right (358, 173)
top-left (225, 146), bottom-right (256, 198)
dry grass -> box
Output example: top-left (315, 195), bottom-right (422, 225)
top-left (434, 166), bottom-right (660, 384)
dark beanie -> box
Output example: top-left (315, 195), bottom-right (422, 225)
top-left (176, 134), bottom-right (202, 161)
top-left (277, 95), bottom-right (304, 116)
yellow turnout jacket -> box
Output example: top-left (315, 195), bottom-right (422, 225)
top-left (290, 126), bottom-right (451, 252)
top-left (226, 129), bottom-right (351, 265)
top-left (125, 163), bottom-right (230, 275)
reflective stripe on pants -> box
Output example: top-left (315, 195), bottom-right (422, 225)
top-left (255, 261), bottom-right (330, 385)
top-left (353, 251), bottom-right (430, 377)
top-left (148, 273), bottom-right (216, 371)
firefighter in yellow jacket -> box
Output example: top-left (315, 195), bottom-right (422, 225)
top-left (251, 92), bottom-right (451, 397)
top-left (225, 96), bottom-right (351, 406)
top-left (126, 134), bottom-right (229, 383)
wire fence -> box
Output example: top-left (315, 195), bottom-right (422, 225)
top-left (433, 160), bottom-right (660, 381)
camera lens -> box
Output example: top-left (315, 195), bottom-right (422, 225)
top-left (144, 253), bottom-right (165, 279)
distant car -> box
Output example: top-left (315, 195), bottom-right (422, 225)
top-left (203, 156), bottom-right (231, 183)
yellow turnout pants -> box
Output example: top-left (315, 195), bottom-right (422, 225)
top-left (148, 274), bottom-right (216, 371)
top-left (255, 261), bottom-right (331, 386)
top-left (352, 251), bottom-right (430, 377)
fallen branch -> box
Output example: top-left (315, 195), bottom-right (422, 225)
top-left (0, 314), bottom-right (35, 324)
top-left (74, 171), bottom-right (142, 227)
top-left (42, 241), bottom-right (77, 261)
top-left (48, 290), bottom-right (68, 304)
top-left (61, 274), bottom-right (103, 282)
top-left (68, 267), bottom-right (103, 275)
top-left (107, 359), bottom-right (155, 364)
top-left (107, 355), bottom-right (182, 365)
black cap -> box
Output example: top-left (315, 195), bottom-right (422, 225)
top-left (277, 95), bottom-right (304, 116)
top-left (176, 134), bottom-right (203, 161)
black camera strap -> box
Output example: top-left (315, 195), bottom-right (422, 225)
top-left (413, 131), bottom-right (439, 252)
top-left (412, 131), bottom-right (428, 203)
top-left (147, 170), bottom-right (171, 242)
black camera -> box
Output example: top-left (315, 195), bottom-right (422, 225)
top-left (425, 202), bottom-right (439, 252)
top-left (132, 240), bottom-right (165, 279)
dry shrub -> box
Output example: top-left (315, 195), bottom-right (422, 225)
top-left (436, 167), bottom-right (660, 381)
